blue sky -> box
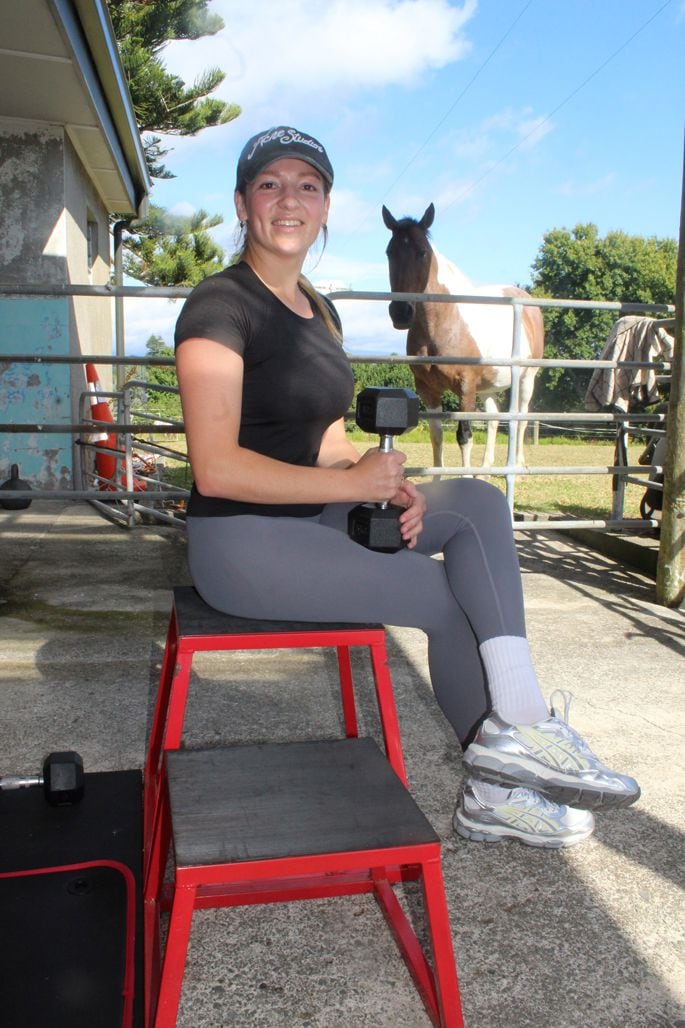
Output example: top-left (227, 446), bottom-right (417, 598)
top-left (123, 0), bottom-right (685, 356)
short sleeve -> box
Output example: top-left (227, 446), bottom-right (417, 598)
top-left (174, 273), bottom-right (249, 356)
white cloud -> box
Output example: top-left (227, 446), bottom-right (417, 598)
top-left (556, 172), bottom-right (617, 197)
top-left (315, 251), bottom-right (389, 289)
top-left (431, 177), bottom-right (480, 213)
top-left (121, 281), bottom-right (400, 359)
top-left (412, 106), bottom-right (555, 216)
top-left (515, 114), bottom-right (554, 151)
top-left (169, 200), bottom-right (198, 217)
top-left (211, 216), bottom-right (242, 254)
top-left (334, 298), bottom-right (403, 355)
top-left (326, 188), bottom-right (382, 239)
top-left (123, 297), bottom-right (185, 355)
top-left (453, 107), bottom-right (554, 164)
top-left (165, 0), bottom-right (476, 108)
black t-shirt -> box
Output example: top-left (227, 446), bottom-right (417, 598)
top-left (174, 261), bottom-right (355, 517)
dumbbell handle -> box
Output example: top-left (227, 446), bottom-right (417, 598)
top-left (378, 433), bottom-right (397, 509)
top-left (0, 773), bottom-right (42, 790)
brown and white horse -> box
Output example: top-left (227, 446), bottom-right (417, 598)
top-left (383, 203), bottom-right (544, 467)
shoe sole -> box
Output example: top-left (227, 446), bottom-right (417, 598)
top-left (463, 751), bottom-right (640, 811)
top-left (454, 815), bottom-right (593, 849)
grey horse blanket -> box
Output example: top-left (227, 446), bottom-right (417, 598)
top-left (585, 316), bottom-right (673, 412)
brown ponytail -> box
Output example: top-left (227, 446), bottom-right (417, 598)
top-left (298, 276), bottom-right (343, 345)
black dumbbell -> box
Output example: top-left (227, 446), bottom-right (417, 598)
top-left (348, 387), bottom-right (420, 552)
top-left (0, 751), bottom-right (85, 806)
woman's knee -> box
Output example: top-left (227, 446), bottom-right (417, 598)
top-left (423, 476), bottom-right (508, 516)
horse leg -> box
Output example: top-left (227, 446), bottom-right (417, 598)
top-left (457, 379), bottom-right (477, 468)
top-left (427, 406), bottom-right (445, 467)
top-left (482, 395), bottom-right (499, 466)
top-left (413, 372), bottom-right (445, 468)
top-left (457, 418), bottom-right (473, 467)
top-left (516, 369), bottom-right (538, 465)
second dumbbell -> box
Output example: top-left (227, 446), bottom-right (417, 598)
top-left (0, 751), bottom-right (85, 806)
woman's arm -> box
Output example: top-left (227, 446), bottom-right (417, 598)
top-left (176, 338), bottom-right (405, 505)
top-left (315, 417), bottom-right (360, 469)
top-left (317, 415), bottom-right (425, 547)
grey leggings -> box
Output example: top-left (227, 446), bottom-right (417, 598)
top-left (186, 478), bottom-right (526, 746)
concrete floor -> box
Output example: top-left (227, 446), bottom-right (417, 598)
top-left (1, 501), bottom-right (683, 1028)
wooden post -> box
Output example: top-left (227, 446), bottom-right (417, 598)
top-left (656, 135), bottom-right (685, 608)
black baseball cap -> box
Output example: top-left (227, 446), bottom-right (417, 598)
top-left (235, 126), bottom-right (334, 191)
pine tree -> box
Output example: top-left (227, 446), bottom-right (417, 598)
top-left (108, 0), bottom-right (239, 180)
top-left (123, 206), bottom-right (225, 286)
top-left (107, 1), bottom-right (240, 283)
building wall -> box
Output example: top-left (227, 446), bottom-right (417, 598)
top-left (65, 131), bottom-right (113, 382)
top-left (0, 120), bottom-right (114, 489)
top-left (0, 122), bottom-right (67, 283)
top-left (0, 296), bottom-right (72, 489)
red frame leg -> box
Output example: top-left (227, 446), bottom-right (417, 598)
top-left (143, 612), bottom-right (408, 877)
top-left (370, 639), bottom-right (408, 785)
top-left (149, 883), bottom-right (196, 1028)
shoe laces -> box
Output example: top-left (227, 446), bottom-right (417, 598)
top-left (550, 688), bottom-right (573, 723)
top-left (507, 786), bottom-right (560, 815)
top-left (548, 690), bottom-right (600, 761)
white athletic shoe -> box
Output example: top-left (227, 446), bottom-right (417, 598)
top-left (454, 777), bottom-right (595, 848)
top-left (463, 691), bottom-right (640, 811)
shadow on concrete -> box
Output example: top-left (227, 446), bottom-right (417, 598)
top-left (519, 532), bottom-right (684, 658)
top-left (1, 504), bottom-right (683, 1026)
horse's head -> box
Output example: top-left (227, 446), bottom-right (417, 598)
top-left (382, 203), bottom-right (435, 329)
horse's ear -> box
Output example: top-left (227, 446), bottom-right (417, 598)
top-left (420, 203), bottom-right (435, 231)
top-left (382, 205), bottom-right (397, 231)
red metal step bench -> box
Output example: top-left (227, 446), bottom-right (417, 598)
top-left (144, 737), bottom-right (464, 1027)
top-left (143, 586), bottom-right (408, 864)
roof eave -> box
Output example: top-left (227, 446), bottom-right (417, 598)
top-left (49, 0), bottom-right (151, 217)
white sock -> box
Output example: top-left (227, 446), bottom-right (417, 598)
top-left (479, 636), bottom-right (549, 726)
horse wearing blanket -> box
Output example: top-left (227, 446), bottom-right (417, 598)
top-left (382, 203), bottom-right (544, 467)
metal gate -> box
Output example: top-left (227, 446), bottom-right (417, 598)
top-left (0, 283), bottom-right (677, 537)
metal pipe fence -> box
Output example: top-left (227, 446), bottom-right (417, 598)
top-left (0, 283), bottom-right (676, 535)
top-left (74, 380), bottom-right (189, 529)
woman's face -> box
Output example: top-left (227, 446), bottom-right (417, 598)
top-left (235, 157), bottom-right (330, 262)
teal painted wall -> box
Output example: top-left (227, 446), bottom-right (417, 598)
top-left (0, 297), bottom-right (73, 487)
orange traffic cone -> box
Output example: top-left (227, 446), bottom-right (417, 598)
top-left (85, 363), bottom-right (120, 488)
top-left (85, 364), bottom-right (148, 493)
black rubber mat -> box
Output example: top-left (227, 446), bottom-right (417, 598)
top-left (0, 770), bottom-right (143, 1028)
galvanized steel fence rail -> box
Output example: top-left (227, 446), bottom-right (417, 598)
top-left (0, 282), bottom-right (676, 535)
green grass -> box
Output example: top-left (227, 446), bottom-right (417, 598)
top-left (155, 436), bottom-right (650, 522)
top-left (394, 440), bottom-right (647, 520)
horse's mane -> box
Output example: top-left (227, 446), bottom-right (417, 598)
top-left (395, 215), bottom-right (431, 236)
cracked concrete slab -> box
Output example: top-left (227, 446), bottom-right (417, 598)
top-left (1, 501), bottom-right (683, 1027)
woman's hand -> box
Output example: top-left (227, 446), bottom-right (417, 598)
top-left (390, 479), bottom-right (426, 549)
top-left (347, 446), bottom-right (406, 503)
